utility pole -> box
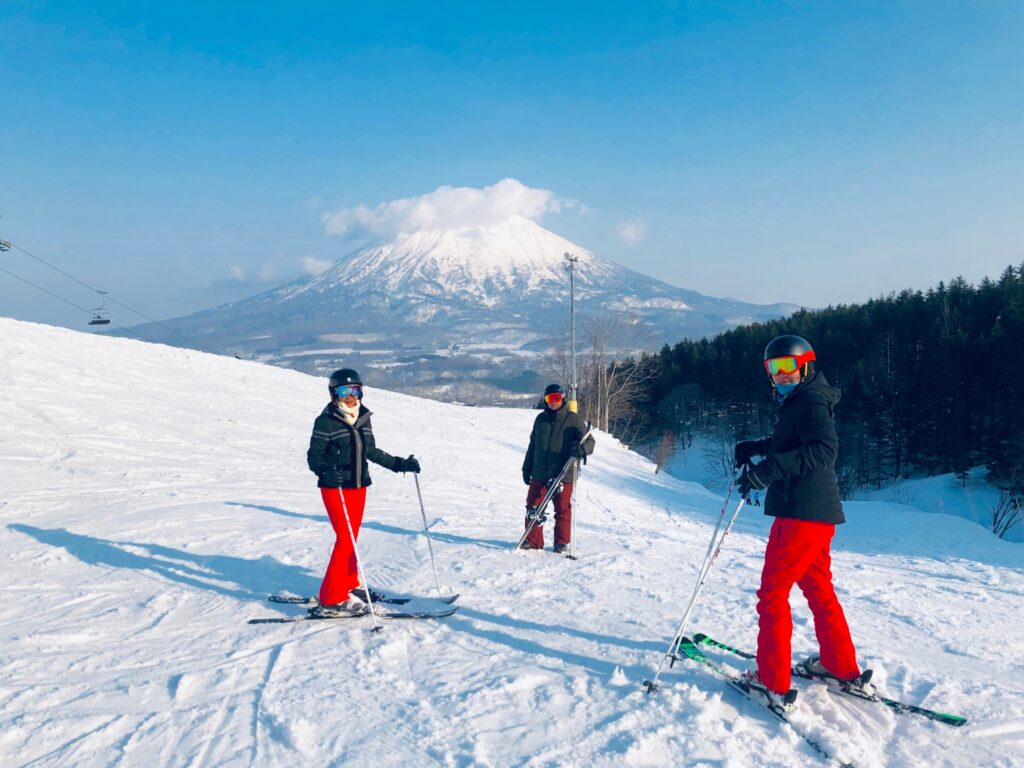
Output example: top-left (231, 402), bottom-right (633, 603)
top-left (564, 252), bottom-right (579, 413)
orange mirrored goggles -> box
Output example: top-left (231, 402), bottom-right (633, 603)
top-left (544, 392), bottom-right (565, 406)
top-left (764, 351), bottom-right (815, 376)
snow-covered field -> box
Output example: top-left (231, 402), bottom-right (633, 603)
top-left (1, 317), bottom-right (1022, 767)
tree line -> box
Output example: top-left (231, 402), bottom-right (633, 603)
top-left (601, 266), bottom-right (1024, 537)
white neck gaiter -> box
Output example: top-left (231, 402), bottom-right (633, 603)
top-left (336, 400), bottom-right (359, 425)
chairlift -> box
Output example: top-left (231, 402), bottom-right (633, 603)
top-left (0, 239), bottom-right (11, 252)
top-left (89, 290), bottom-right (111, 326)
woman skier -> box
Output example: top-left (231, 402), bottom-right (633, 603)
top-left (306, 368), bottom-right (420, 616)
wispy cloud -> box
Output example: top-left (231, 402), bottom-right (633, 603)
top-left (616, 219), bottom-right (647, 246)
top-left (301, 256), bottom-right (333, 275)
top-left (322, 178), bottom-right (578, 240)
top-left (227, 254), bottom-right (329, 285)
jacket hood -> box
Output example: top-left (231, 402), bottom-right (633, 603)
top-left (790, 371), bottom-right (841, 408)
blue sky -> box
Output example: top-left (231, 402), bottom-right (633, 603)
top-left (2, 1), bottom-right (1021, 328)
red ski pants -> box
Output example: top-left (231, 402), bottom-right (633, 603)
top-left (756, 517), bottom-right (860, 693)
top-left (524, 479), bottom-right (573, 549)
top-left (319, 487), bottom-right (368, 606)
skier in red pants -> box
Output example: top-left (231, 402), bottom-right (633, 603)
top-left (734, 335), bottom-right (868, 711)
top-left (306, 368), bottom-right (420, 617)
top-left (521, 384), bottom-right (594, 553)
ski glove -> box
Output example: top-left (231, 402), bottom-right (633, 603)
top-left (734, 440), bottom-right (762, 468)
top-left (397, 455), bottom-right (421, 474)
top-left (570, 441), bottom-right (587, 460)
top-left (738, 463), bottom-right (770, 497)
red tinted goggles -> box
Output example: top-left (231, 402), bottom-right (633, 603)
top-left (544, 392), bottom-right (564, 406)
top-left (764, 351), bottom-right (815, 375)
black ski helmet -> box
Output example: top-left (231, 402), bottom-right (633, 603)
top-left (763, 335), bottom-right (816, 380)
top-left (328, 367), bottom-right (362, 397)
top-left (544, 383), bottom-right (566, 397)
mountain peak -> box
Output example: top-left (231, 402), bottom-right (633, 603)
top-left (301, 216), bottom-right (617, 301)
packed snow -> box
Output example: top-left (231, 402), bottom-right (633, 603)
top-left (1, 317), bottom-right (1022, 767)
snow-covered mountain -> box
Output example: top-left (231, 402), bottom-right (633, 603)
top-left (2, 316), bottom-right (1021, 767)
top-left (132, 217), bottom-right (798, 403)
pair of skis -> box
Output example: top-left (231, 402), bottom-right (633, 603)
top-left (252, 472), bottom-right (455, 628)
top-left (249, 590), bottom-right (460, 624)
top-left (671, 635), bottom-right (852, 767)
top-left (682, 632), bottom-right (966, 727)
top-left (665, 632), bottom-right (966, 766)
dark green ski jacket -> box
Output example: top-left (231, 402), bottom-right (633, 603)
top-left (522, 406), bottom-right (595, 485)
top-left (306, 404), bottom-right (404, 489)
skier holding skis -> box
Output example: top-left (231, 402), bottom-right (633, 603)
top-left (306, 368), bottom-right (420, 617)
top-left (520, 383), bottom-right (594, 553)
top-left (733, 335), bottom-right (867, 710)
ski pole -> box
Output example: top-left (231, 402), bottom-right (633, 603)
top-left (568, 423), bottom-right (591, 560)
top-left (643, 480), bottom-right (745, 693)
top-left (568, 458), bottom-right (581, 560)
top-left (338, 490), bottom-right (381, 632)
top-left (413, 472), bottom-right (446, 599)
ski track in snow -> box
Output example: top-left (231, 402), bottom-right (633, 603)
top-left (1, 317), bottom-right (1023, 767)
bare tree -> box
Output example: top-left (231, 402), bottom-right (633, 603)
top-left (578, 313), bottom-right (661, 439)
top-left (653, 431), bottom-right (677, 473)
top-left (540, 312), bottom-right (661, 443)
top-left (701, 416), bottom-right (736, 490)
top-left (992, 491), bottom-right (1022, 540)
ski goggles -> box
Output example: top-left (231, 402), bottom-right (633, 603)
top-left (544, 392), bottom-right (565, 406)
top-left (764, 351), bottom-right (816, 376)
top-left (332, 384), bottom-right (363, 399)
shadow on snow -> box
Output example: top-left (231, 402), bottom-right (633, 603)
top-left (8, 523), bottom-right (319, 603)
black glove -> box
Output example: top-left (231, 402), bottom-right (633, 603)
top-left (734, 440), bottom-right (762, 469)
top-left (569, 441), bottom-right (586, 460)
top-left (522, 468), bottom-right (532, 485)
top-left (738, 463), bottom-right (770, 497)
top-left (398, 455), bottom-right (421, 473)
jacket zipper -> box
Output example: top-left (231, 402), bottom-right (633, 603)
top-left (351, 423), bottom-right (363, 488)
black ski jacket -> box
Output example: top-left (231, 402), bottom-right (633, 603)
top-left (523, 406), bottom-right (595, 485)
top-left (306, 404), bottom-right (405, 489)
top-left (749, 372), bottom-right (845, 524)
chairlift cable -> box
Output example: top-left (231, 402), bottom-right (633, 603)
top-left (0, 264), bottom-right (149, 341)
top-left (4, 239), bottom-right (220, 355)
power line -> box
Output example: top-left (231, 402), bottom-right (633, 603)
top-left (1, 238), bottom-right (220, 355)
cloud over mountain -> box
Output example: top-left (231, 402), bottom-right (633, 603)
top-left (321, 178), bottom-right (571, 241)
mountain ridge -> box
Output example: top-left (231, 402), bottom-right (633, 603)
top-left (125, 217), bottom-right (799, 403)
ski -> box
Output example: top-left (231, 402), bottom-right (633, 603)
top-left (658, 637), bottom-right (852, 767)
top-left (268, 592), bottom-right (460, 607)
top-left (691, 632), bottom-right (967, 728)
top-left (249, 605), bottom-right (458, 624)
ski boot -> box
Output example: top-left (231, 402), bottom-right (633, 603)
top-left (308, 596), bottom-right (368, 618)
top-left (795, 655), bottom-right (876, 698)
top-left (739, 669), bottom-right (798, 714)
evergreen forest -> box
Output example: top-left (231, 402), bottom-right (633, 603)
top-left (623, 266), bottom-right (1024, 510)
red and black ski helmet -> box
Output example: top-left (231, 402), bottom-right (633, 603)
top-left (763, 335), bottom-right (816, 380)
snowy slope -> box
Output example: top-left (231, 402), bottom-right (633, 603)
top-left (2, 316), bottom-right (1022, 768)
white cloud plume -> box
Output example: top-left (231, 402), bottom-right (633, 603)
top-left (228, 264), bottom-right (246, 281)
top-left (301, 256), bottom-right (333, 275)
top-left (616, 219), bottom-right (647, 246)
top-left (322, 178), bottom-right (572, 240)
